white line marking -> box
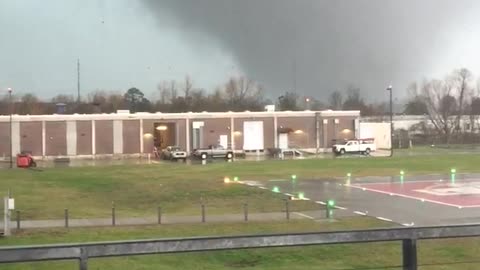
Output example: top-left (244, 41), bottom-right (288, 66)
top-left (347, 184), bottom-right (471, 208)
top-left (376, 217), bottom-right (393, 222)
top-left (293, 212), bottom-right (315, 220)
top-left (268, 179), bottom-right (287, 182)
top-left (402, 222), bottom-right (415, 227)
top-left (354, 211), bottom-right (367, 216)
top-left (258, 186), bottom-right (267, 190)
top-left (315, 201), bottom-right (326, 205)
top-left (335, 206), bottom-right (347, 210)
top-left (347, 178), bottom-right (480, 186)
top-left (303, 198), bottom-right (311, 201)
top-left (284, 193), bottom-right (294, 197)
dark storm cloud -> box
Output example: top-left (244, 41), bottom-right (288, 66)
top-left (141, 0), bottom-right (480, 100)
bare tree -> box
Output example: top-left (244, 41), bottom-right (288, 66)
top-left (18, 93), bottom-right (44, 115)
top-left (51, 94), bottom-right (75, 104)
top-left (328, 90), bottom-right (343, 110)
top-left (223, 76), bottom-right (265, 110)
top-left (342, 86), bottom-right (367, 113)
top-left (422, 78), bottom-right (457, 143)
top-left (451, 68), bottom-right (474, 134)
top-left (183, 76), bottom-right (193, 98)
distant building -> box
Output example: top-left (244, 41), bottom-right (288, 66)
top-left (0, 110), bottom-right (360, 159)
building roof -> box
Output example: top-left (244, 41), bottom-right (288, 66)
top-left (0, 110), bottom-right (360, 122)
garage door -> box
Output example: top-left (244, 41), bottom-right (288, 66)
top-left (243, 121), bottom-right (264, 150)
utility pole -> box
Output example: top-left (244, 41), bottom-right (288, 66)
top-left (7, 88), bottom-right (13, 169)
top-left (77, 58), bottom-right (81, 103)
top-left (292, 58), bottom-right (297, 94)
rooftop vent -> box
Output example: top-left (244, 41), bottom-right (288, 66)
top-left (265, 105), bottom-right (275, 112)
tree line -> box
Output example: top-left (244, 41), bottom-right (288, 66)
top-left (2, 68), bottom-right (479, 130)
top-left (403, 68), bottom-right (480, 143)
top-left (0, 76), bottom-right (390, 116)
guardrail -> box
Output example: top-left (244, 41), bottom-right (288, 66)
top-left (1, 224), bottom-right (480, 270)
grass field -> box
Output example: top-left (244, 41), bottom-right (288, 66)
top-left (1, 218), bottom-right (479, 270)
top-left (2, 154), bottom-right (480, 269)
top-left (1, 154), bottom-right (480, 219)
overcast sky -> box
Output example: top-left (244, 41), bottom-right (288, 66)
top-left (1, 0), bottom-right (480, 101)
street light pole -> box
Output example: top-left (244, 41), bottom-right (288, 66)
top-left (386, 85), bottom-right (393, 157)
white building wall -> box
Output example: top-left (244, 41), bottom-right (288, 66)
top-left (66, 121), bottom-right (77, 156)
top-left (11, 122), bottom-right (20, 157)
top-left (359, 122), bottom-right (391, 149)
top-left (113, 120), bottom-right (123, 154)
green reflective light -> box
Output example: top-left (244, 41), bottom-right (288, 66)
top-left (347, 173), bottom-right (352, 177)
top-left (298, 192), bottom-right (305, 200)
top-left (451, 168), bottom-right (456, 174)
top-left (291, 174), bottom-right (297, 180)
top-left (272, 186), bottom-right (280, 193)
top-left (233, 176), bottom-right (239, 182)
top-left (327, 200), bottom-right (336, 207)
top-left (400, 170), bottom-right (405, 175)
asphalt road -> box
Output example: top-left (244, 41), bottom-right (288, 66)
top-left (245, 174), bottom-right (480, 227)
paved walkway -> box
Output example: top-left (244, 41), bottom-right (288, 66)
top-left (1, 210), bottom-right (351, 229)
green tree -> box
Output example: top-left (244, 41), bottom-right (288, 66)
top-left (277, 92), bottom-right (298, 111)
top-left (124, 87), bottom-right (146, 113)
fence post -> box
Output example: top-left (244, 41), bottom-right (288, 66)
top-left (64, 209), bottom-right (69, 228)
top-left (201, 203), bottom-right (206, 223)
top-left (79, 247), bottom-right (88, 270)
top-left (112, 202), bottom-right (116, 226)
top-left (16, 210), bottom-right (20, 230)
top-left (157, 206), bottom-right (162, 224)
top-left (243, 203), bottom-right (248, 222)
top-left (402, 239), bottom-right (418, 270)
top-left (285, 199), bottom-right (290, 220)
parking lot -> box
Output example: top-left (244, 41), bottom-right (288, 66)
top-left (243, 173), bottom-right (480, 227)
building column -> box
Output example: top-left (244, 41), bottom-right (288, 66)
top-left (355, 118), bottom-right (360, 138)
top-left (273, 115), bottom-right (278, 148)
top-left (334, 119), bottom-right (339, 141)
top-left (66, 121), bottom-right (77, 156)
top-left (11, 122), bottom-right (20, 158)
top-left (315, 113), bottom-right (320, 153)
top-left (186, 118), bottom-right (190, 154)
top-left (41, 121), bottom-right (46, 158)
top-left (230, 116), bottom-right (235, 151)
top-left (139, 119), bottom-right (144, 154)
top-left (113, 120), bottom-right (123, 155)
top-left (323, 119), bottom-right (328, 152)
top-left (91, 120), bottom-right (96, 156)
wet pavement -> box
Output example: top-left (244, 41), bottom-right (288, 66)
top-left (243, 174), bottom-right (480, 227)
top-left (0, 154), bottom-right (335, 169)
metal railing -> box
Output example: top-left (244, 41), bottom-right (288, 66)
top-left (1, 224), bottom-right (480, 270)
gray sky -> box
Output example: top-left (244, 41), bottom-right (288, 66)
top-left (1, 0), bottom-right (480, 101)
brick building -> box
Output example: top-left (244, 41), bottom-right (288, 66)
top-left (0, 110), bottom-right (360, 159)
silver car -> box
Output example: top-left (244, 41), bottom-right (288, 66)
top-left (162, 146), bottom-right (188, 161)
top-left (193, 145), bottom-right (234, 160)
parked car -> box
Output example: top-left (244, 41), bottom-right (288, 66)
top-left (192, 145), bottom-right (234, 160)
top-left (162, 146), bottom-right (188, 161)
top-left (332, 138), bottom-right (376, 156)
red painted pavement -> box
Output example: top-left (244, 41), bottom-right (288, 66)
top-left (349, 180), bottom-right (480, 208)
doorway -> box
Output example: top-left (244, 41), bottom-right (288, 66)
top-left (279, 133), bottom-right (289, 149)
top-left (153, 123), bottom-right (176, 150)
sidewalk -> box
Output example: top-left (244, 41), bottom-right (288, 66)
top-left (1, 210), bottom-right (352, 229)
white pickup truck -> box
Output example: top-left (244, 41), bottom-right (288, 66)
top-left (332, 139), bottom-right (376, 156)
